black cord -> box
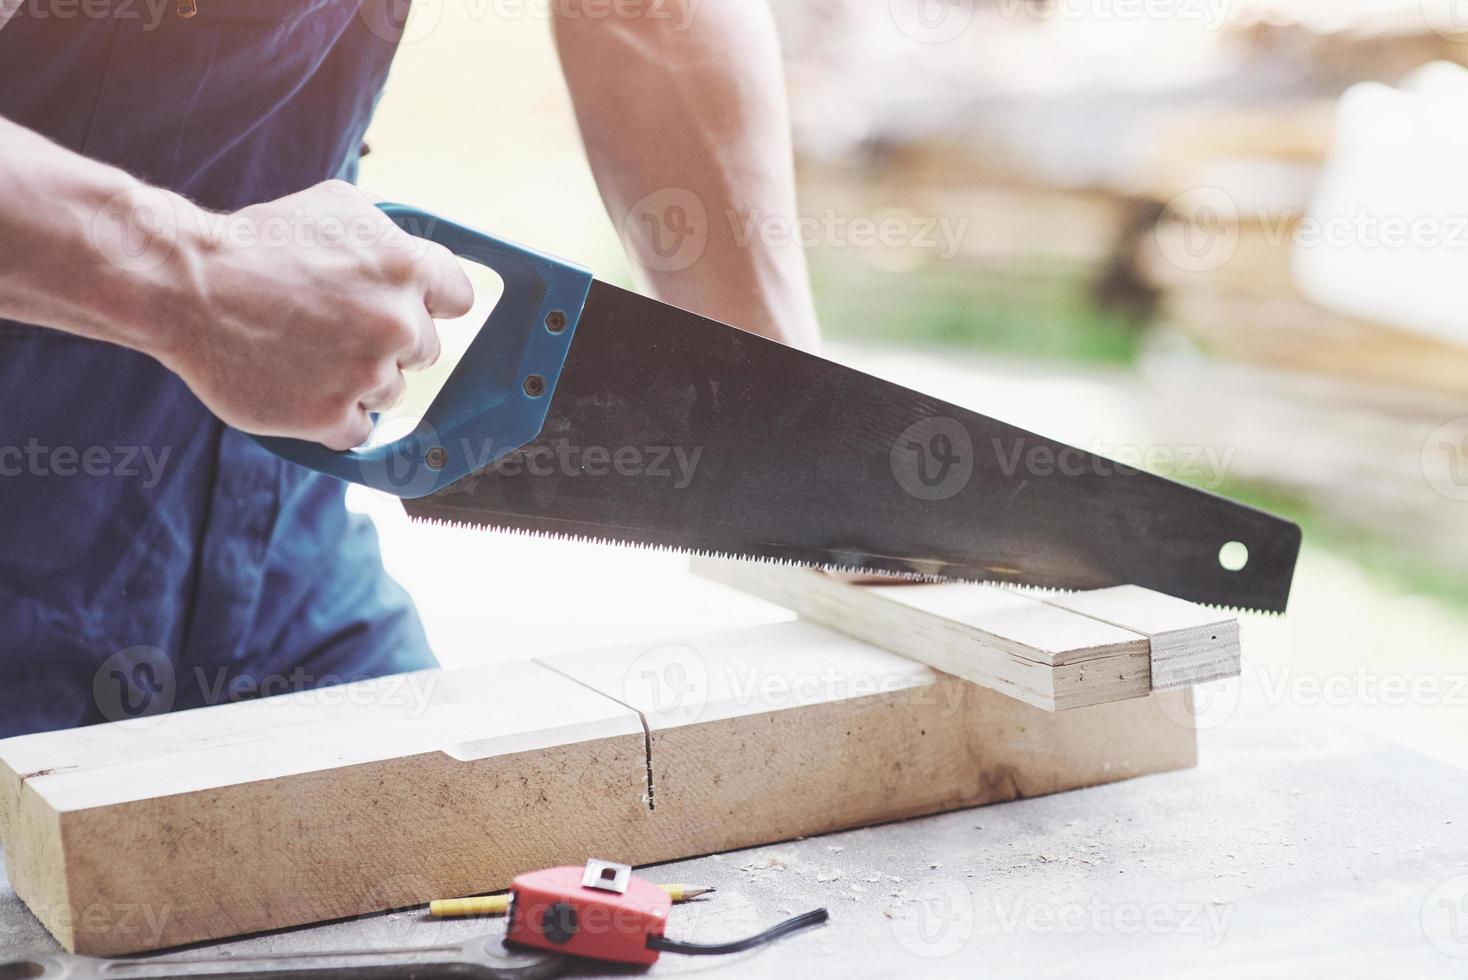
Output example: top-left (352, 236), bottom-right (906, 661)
top-left (646, 907), bottom-right (829, 956)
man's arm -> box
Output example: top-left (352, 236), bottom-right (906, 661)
top-left (552, 0), bottom-right (819, 349)
top-left (0, 116), bottom-right (472, 450)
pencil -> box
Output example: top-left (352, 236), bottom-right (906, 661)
top-left (429, 884), bottom-right (715, 918)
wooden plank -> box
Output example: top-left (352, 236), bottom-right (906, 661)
top-left (539, 620), bottom-right (1196, 863)
top-left (691, 557), bottom-right (1158, 710)
top-left (1152, 286), bottom-right (1468, 399)
top-left (1034, 585), bottom-right (1240, 690)
top-left (0, 661), bottom-right (650, 955)
top-left (0, 623), bottom-right (1196, 956)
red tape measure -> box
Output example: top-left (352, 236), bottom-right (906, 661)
top-left (506, 859), bottom-right (828, 966)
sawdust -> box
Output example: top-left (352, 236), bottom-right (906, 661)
top-left (739, 853), bottom-right (794, 875)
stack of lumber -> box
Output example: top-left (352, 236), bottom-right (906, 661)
top-left (0, 569), bottom-right (1235, 955)
top-left (692, 559), bottom-right (1239, 709)
top-left (778, 0), bottom-right (1468, 394)
top-left (1137, 93), bottom-right (1468, 400)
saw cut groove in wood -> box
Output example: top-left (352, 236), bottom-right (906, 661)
top-left (691, 558), bottom-right (1240, 709)
top-left (0, 623), bottom-right (1196, 956)
top-left (537, 621), bottom-right (1195, 862)
top-left (0, 661), bottom-right (651, 957)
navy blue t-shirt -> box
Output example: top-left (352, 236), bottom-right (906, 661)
top-left (0, 0), bottom-right (435, 737)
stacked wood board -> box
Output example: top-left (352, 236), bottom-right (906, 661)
top-left (0, 571), bottom-right (1234, 955)
top-left (693, 559), bottom-right (1240, 709)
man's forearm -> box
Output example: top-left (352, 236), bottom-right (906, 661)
top-left (553, 0), bottom-right (819, 348)
top-left (0, 116), bottom-right (201, 358)
top-left (0, 116), bottom-right (472, 448)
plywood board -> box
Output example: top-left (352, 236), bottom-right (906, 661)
top-left (691, 558), bottom-right (1166, 710)
top-left (1034, 585), bottom-right (1239, 689)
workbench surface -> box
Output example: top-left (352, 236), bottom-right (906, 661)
top-left (4, 681), bottom-right (1466, 979)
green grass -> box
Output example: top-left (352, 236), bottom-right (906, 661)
top-left (809, 254), bottom-right (1145, 365)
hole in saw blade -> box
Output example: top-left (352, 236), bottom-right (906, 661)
top-left (366, 258), bottom-right (504, 448)
top-left (1218, 540), bottom-right (1249, 572)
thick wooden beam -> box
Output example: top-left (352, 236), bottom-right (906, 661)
top-left (538, 621), bottom-right (1196, 862)
top-left (0, 661), bottom-right (649, 956)
top-left (691, 558), bottom-right (1239, 707)
top-left (0, 623), bottom-right (1196, 955)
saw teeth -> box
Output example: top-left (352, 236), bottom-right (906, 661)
top-left (404, 515), bottom-right (1280, 615)
top-left (404, 514), bottom-right (952, 583)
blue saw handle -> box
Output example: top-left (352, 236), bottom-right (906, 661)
top-left (250, 203), bottom-right (593, 498)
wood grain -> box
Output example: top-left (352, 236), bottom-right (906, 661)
top-left (0, 662), bottom-right (649, 955)
top-left (1034, 585), bottom-right (1239, 689)
top-left (690, 558), bottom-right (1212, 710)
top-left (1, 623), bottom-right (1196, 955)
top-left (540, 620), bottom-right (1197, 861)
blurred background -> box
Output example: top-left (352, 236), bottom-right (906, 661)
top-left (353, 0), bottom-right (1468, 765)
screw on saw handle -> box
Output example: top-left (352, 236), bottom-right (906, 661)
top-left (249, 203), bottom-right (594, 499)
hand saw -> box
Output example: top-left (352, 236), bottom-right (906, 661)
top-left (254, 205), bottom-right (1301, 612)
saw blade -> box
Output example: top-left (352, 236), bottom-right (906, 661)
top-left (404, 281), bottom-right (1301, 612)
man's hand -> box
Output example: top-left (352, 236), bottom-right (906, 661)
top-left (0, 118), bottom-right (474, 450)
top-left (158, 181), bottom-right (474, 450)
